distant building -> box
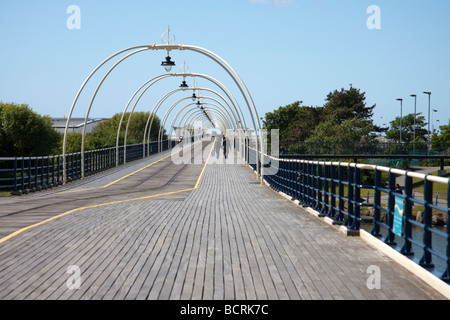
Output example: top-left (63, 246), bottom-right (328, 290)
top-left (375, 136), bottom-right (393, 144)
top-left (51, 117), bottom-right (108, 134)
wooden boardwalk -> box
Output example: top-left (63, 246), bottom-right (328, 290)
top-left (0, 141), bottom-right (447, 300)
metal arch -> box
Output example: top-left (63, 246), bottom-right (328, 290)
top-left (171, 104), bottom-right (226, 134)
top-left (62, 45), bottom-right (150, 184)
top-left (116, 73), bottom-right (172, 166)
top-left (181, 73), bottom-right (247, 130)
top-left (172, 104), bottom-right (233, 137)
top-left (63, 42), bottom-right (262, 184)
top-left (143, 91), bottom-right (239, 156)
top-left (170, 105), bottom-right (231, 138)
top-left (80, 47), bottom-right (150, 178)
top-left (123, 72), bottom-right (247, 157)
top-left (111, 72), bottom-right (243, 163)
top-left (163, 95), bottom-right (237, 138)
top-left (148, 89), bottom-right (239, 153)
top-left (185, 114), bottom-right (225, 137)
top-left (175, 102), bottom-right (234, 133)
top-left (180, 109), bottom-right (228, 138)
top-left (176, 108), bottom-right (227, 136)
top-left (159, 97), bottom-right (236, 153)
top-left (65, 46), bottom-right (150, 181)
top-left (174, 44), bottom-right (263, 179)
top-left (181, 109), bottom-right (230, 137)
top-left (141, 85), bottom-right (242, 149)
top-left (188, 113), bottom-right (224, 131)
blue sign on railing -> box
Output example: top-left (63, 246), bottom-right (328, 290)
top-left (393, 196), bottom-right (404, 237)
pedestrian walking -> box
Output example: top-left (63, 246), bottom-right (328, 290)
top-left (214, 135), bottom-right (222, 159)
top-left (223, 135), bottom-right (230, 159)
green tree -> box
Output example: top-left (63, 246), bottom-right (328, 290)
top-left (431, 119), bottom-right (450, 152)
top-left (64, 132), bottom-right (97, 153)
top-left (385, 113), bottom-right (427, 143)
top-left (90, 111), bottom-right (166, 148)
top-left (262, 101), bottom-right (325, 142)
top-left (323, 88), bottom-right (377, 126)
top-left (304, 116), bottom-right (377, 153)
top-left (0, 102), bottom-right (61, 156)
top-left (432, 119), bottom-right (450, 143)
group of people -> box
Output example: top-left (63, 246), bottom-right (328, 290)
top-left (214, 134), bottom-right (231, 159)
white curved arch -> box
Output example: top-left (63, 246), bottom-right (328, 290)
top-left (63, 42), bottom-right (262, 184)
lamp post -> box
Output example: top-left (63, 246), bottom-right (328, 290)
top-left (396, 98), bottom-right (403, 143)
top-left (432, 109), bottom-right (438, 132)
top-left (410, 94), bottom-right (417, 153)
top-left (161, 25), bottom-right (175, 72)
top-left (423, 91), bottom-right (431, 154)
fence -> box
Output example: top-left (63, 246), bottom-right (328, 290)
top-left (280, 141), bottom-right (450, 157)
top-left (247, 146), bottom-right (450, 283)
top-left (0, 140), bottom-right (174, 194)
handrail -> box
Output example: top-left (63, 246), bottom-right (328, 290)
top-left (0, 140), bottom-right (175, 194)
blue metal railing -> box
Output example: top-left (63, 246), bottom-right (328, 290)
top-left (248, 147), bottom-right (450, 283)
top-left (0, 140), bottom-right (175, 194)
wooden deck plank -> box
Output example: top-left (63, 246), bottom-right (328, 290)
top-left (100, 201), bottom-right (175, 300)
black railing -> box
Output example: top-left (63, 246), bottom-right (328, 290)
top-left (248, 146), bottom-right (450, 283)
top-left (280, 141), bottom-right (450, 157)
top-left (0, 140), bottom-right (175, 194)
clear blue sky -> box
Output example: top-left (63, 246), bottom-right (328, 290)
top-left (1, 0), bottom-right (449, 132)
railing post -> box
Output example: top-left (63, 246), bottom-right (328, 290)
top-left (279, 159), bottom-right (285, 193)
top-left (441, 179), bottom-right (450, 282)
top-left (320, 163), bottom-right (329, 217)
top-left (288, 160), bottom-right (294, 197)
top-left (45, 156), bottom-right (50, 188)
top-left (334, 164), bottom-right (344, 224)
top-left (35, 157), bottom-right (40, 191)
top-left (294, 160), bottom-right (300, 201)
top-left (312, 163), bottom-right (317, 208)
top-left (307, 162), bottom-right (313, 207)
top-left (419, 176), bottom-right (435, 269)
top-left (28, 157), bottom-right (33, 192)
top-left (348, 165), bottom-right (361, 231)
top-left (328, 164), bottom-right (336, 219)
top-left (401, 173), bottom-right (414, 256)
top-left (298, 162), bottom-right (306, 205)
top-left (20, 157), bottom-right (25, 192)
top-left (345, 166), bottom-right (355, 228)
top-left (371, 168), bottom-right (382, 238)
top-left (56, 156), bottom-right (60, 185)
top-left (316, 163), bottom-right (324, 215)
top-left (385, 169), bottom-right (397, 246)
top-left (13, 157), bottom-right (18, 193)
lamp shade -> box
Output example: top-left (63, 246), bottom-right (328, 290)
top-left (161, 56), bottom-right (175, 72)
top-left (179, 80), bottom-right (188, 90)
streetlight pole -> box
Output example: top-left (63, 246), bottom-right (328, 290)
top-left (410, 94), bottom-right (417, 153)
top-left (396, 98), bottom-right (403, 143)
top-left (432, 109), bottom-right (438, 132)
top-left (423, 91), bottom-right (431, 154)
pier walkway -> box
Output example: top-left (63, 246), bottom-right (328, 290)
top-left (0, 141), bottom-right (447, 300)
